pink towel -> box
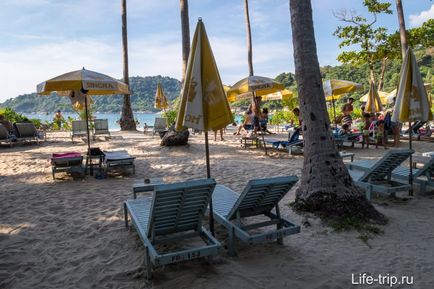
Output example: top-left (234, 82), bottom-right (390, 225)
top-left (52, 152), bottom-right (81, 159)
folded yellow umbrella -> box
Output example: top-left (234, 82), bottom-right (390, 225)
top-left (360, 90), bottom-right (389, 105)
top-left (154, 82), bottom-right (168, 110)
top-left (365, 81), bottom-right (384, 113)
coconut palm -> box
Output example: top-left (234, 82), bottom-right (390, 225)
top-left (289, 0), bottom-right (384, 222)
top-left (395, 0), bottom-right (408, 59)
top-left (120, 0), bottom-right (136, 130)
top-left (244, 0), bottom-right (254, 76)
top-left (180, 0), bottom-right (190, 83)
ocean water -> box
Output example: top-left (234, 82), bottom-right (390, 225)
top-left (23, 112), bottom-right (243, 131)
top-left (23, 112), bottom-right (160, 131)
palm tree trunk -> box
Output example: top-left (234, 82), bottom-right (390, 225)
top-left (120, 0), bottom-right (136, 130)
top-left (180, 0), bottom-right (191, 84)
top-left (395, 0), bottom-right (408, 59)
top-left (378, 57), bottom-right (388, 91)
top-left (289, 0), bottom-right (385, 222)
top-left (244, 0), bottom-right (254, 77)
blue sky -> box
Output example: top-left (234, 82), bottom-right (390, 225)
top-left (0, 0), bottom-right (433, 102)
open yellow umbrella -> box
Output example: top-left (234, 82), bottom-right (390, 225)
top-left (365, 82), bottom-right (384, 113)
top-left (37, 67), bottom-right (130, 152)
top-left (176, 18), bottom-right (233, 234)
top-left (392, 48), bottom-right (433, 195)
top-left (323, 79), bottom-right (362, 127)
top-left (323, 79), bottom-right (362, 101)
top-left (227, 88), bottom-right (293, 103)
top-left (360, 90), bottom-right (389, 105)
top-left (154, 82), bottom-right (168, 110)
top-left (226, 75), bottom-right (284, 101)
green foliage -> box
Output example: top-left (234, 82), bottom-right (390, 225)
top-left (275, 72), bottom-right (296, 88)
top-left (328, 216), bottom-right (384, 248)
top-left (162, 109), bottom-right (178, 126)
top-left (269, 110), bottom-right (296, 125)
top-left (333, 0), bottom-right (392, 80)
top-left (0, 107), bottom-right (30, 122)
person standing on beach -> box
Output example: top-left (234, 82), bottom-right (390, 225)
top-left (53, 110), bottom-right (64, 129)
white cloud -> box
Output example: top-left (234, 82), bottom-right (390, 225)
top-left (0, 31), bottom-right (295, 102)
top-left (409, 4), bottom-right (434, 27)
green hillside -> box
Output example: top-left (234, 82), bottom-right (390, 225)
top-left (0, 75), bottom-right (181, 113)
top-left (1, 49), bottom-right (432, 114)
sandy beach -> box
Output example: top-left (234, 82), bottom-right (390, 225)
top-left (1, 130), bottom-right (433, 289)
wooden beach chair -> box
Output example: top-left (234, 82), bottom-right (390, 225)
top-left (0, 124), bottom-right (14, 147)
top-left (347, 149), bottom-right (414, 200)
top-left (14, 122), bottom-right (40, 144)
top-left (123, 178), bottom-right (221, 279)
top-left (212, 176), bottom-right (301, 256)
top-left (348, 154), bottom-right (434, 194)
top-left (152, 117), bottom-right (168, 136)
top-left (71, 120), bottom-right (87, 142)
top-left (93, 119), bottom-right (110, 139)
top-left (51, 152), bottom-right (84, 180)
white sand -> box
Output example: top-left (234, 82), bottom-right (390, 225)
top-left (0, 130), bottom-right (433, 289)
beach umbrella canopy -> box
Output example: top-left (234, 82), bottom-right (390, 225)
top-left (392, 48), bottom-right (432, 123)
top-left (37, 68), bottom-right (130, 153)
top-left (37, 68), bottom-right (129, 95)
top-left (227, 89), bottom-right (293, 103)
top-left (392, 48), bottom-right (433, 196)
top-left (323, 79), bottom-right (362, 101)
top-left (175, 18), bottom-right (233, 235)
top-left (154, 82), bottom-right (168, 110)
top-left (364, 81), bottom-right (384, 113)
top-left (387, 83), bottom-right (432, 104)
top-left (226, 75), bottom-right (284, 101)
top-left (360, 90), bottom-right (389, 105)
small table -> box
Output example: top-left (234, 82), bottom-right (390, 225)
top-left (85, 153), bottom-right (103, 175)
top-left (241, 136), bottom-right (259, 148)
top-left (133, 177), bottom-right (164, 199)
top-left (339, 152), bottom-right (355, 162)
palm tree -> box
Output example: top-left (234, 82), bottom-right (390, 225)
top-left (120, 0), bottom-right (136, 130)
top-left (244, 0), bottom-right (254, 77)
top-left (395, 0), bottom-right (408, 59)
top-left (180, 0), bottom-right (190, 83)
top-left (289, 0), bottom-right (384, 222)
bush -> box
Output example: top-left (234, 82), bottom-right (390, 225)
top-left (0, 107), bottom-right (30, 122)
top-left (162, 109), bottom-right (177, 126)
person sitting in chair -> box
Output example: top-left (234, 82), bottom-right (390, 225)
top-left (234, 106), bottom-right (254, 135)
top-left (259, 108), bottom-right (274, 134)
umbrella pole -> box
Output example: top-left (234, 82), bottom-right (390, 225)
top-left (252, 91), bottom-right (267, 155)
top-left (84, 95), bottom-right (92, 176)
top-left (85, 96), bottom-right (91, 153)
top-left (409, 121), bottom-right (413, 196)
top-left (204, 131), bottom-right (215, 236)
top-left (332, 98), bottom-right (337, 129)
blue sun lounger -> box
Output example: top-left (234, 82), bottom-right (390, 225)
top-left (212, 176), bottom-right (300, 256)
top-left (347, 149), bottom-right (414, 200)
top-left (123, 178), bottom-right (221, 279)
top-left (348, 154), bottom-right (434, 194)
